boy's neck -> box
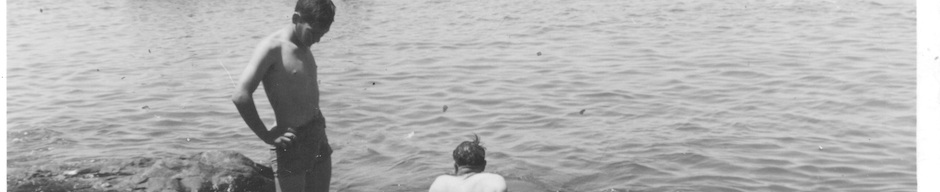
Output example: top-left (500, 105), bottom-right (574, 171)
top-left (287, 24), bottom-right (308, 48)
top-left (455, 165), bottom-right (484, 176)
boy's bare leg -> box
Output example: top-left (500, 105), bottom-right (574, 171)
top-left (305, 156), bottom-right (332, 192)
top-left (276, 173), bottom-right (306, 192)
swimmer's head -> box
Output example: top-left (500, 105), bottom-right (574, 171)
top-left (453, 134), bottom-right (487, 170)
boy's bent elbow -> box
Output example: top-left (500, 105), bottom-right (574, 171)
top-left (231, 92), bottom-right (252, 105)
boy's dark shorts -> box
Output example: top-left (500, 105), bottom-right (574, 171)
top-left (269, 110), bottom-right (332, 176)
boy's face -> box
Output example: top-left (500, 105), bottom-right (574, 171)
top-left (297, 21), bottom-right (330, 46)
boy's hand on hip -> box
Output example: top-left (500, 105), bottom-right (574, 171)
top-left (269, 127), bottom-right (297, 148)
top-left (274, 132), bottom-right (297, 148)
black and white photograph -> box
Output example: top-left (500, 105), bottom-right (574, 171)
top-left (4, 0), bottom-right (930, 191)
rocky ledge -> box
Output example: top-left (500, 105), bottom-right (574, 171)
top-left (7, 151), bottom-right (276, 192)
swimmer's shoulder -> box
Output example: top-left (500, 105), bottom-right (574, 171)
top-left (471, 173), bottom-right (504, 180)
top-left (430, 175), bottom-right (459, 192)
top-left (470, 173), bottom-right (507, 192)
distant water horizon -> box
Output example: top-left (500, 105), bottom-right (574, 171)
top-left (7, 0), bottom-right (915, 191)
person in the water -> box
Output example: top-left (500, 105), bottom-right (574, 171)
top-left (429, 135), bottom-right (508, 192)
top-left (230, 0), bottom-right (335, 191)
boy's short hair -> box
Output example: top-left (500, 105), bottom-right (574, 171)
top-left (453, 134), bottom-right (487, 168)
top-left (295, 0), bottom-right (335, 27)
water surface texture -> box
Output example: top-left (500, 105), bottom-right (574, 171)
top-left (7, 0), bottom-right (915, 191)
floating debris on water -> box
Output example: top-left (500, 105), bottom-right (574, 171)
top-left (63, 168), bottom-right (97, 177)
top-left (406, 131), bottom-right (415, 139)
top-left (537, 51), bottom-right (542, 56)
top-left (818, 146), bottom-right (823, 150)
top-left (372, 82), bottom-right (376, 85)
top-left (443, 105), bottom-right (448, 112)
top-left (121, 76), bottom-right (125, 80)
top-left (40, 8), bottom-right (43, 13)
top-left (148, 49), bottom-right (151, 53)
top-left (141, 105), bottom-right (150, 110)
top-left (580, 109), bottom-right (586, 115)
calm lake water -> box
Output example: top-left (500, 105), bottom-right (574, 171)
top-left (7, 0), bottom-right (916, 191)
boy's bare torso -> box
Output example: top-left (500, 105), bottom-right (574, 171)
top-left (261, 26), bottom-right (321, 128)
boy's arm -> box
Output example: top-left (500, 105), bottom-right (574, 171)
top-left (231, 40), bottom-right (278, 145)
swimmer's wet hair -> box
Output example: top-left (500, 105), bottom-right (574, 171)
top-left (453, 134), bottom-right (487, 168)
top-left (295, 0), bottom-right (335, 26)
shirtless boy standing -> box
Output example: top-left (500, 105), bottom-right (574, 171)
top-left (429, 135), bottom-right (508, 192)
top-left (231, 0), bottom-right (335, 191)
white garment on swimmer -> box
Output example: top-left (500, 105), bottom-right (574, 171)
top-left (429, 173), bottom-right (507, 192)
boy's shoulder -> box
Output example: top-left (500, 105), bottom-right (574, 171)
top-left (258, 30), bottom-right (288, 49)
top-left (253, 27), bottom-right (296, 52)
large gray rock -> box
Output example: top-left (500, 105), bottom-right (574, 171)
top-left (7, 151), bottom-right (275, 192)
top-left (131, 151), bottom-right (275, 192)
top-left (8, 157), bottom-right (153, 192)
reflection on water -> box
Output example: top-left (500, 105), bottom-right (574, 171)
top-left (7, 0), bottom-right (915, 191)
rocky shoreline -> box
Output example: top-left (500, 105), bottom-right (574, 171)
top-left (7, 151), bottom-right (276, 192)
